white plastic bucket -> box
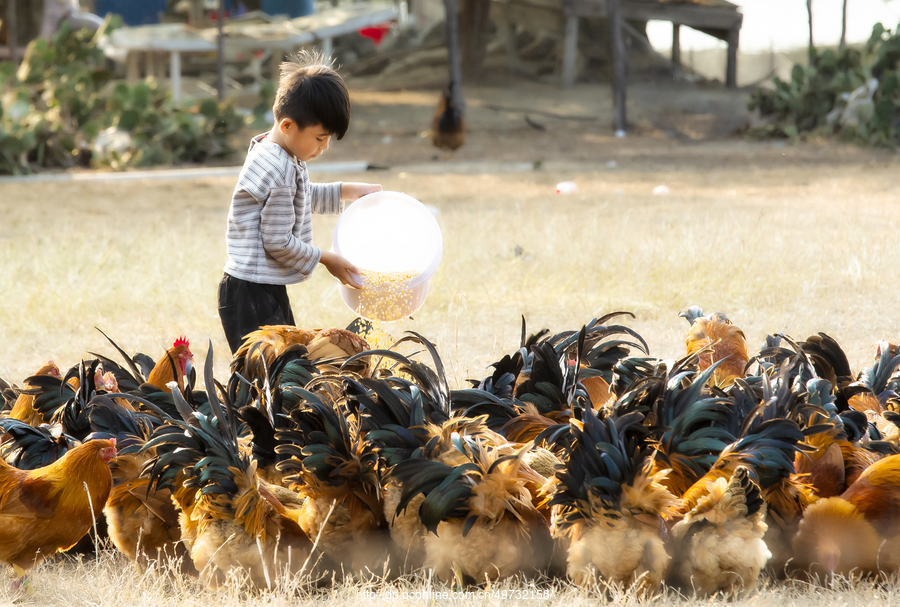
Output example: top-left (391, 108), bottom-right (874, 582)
top-left (332, 191), bottom-right (442, 322)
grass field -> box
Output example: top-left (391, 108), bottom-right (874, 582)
top-left (1, 141), bottom-right (900, 604)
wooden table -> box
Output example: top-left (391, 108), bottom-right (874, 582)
top-left (108, 23), bottom-right (217, 102)
top-left (561, 0), bottom-right (743, 88)
top-left (105, 4), bottom-right (398, 101)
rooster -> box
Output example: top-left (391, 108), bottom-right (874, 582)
top-left (669, 466), bottom-right (770, 595)
top-left (145, 336), bottom-right (194, 393)
top-left (792, 453), bottom-right (900, 577)
top-left (84, 396), bottom-right (194, 573)
top-left (389, 437), bottom-right (552, 583)
top-left (8, 361), bottom-right (62, 426)
top-left (143, 344), bottom-right (317, 589)
top-left (0, 438), bottom-right (116, 589)
top-left (550, 408), bottom-right (677, 590)
top-left (679, 306), bottom-right (749, 388)
top-left (274, 390), bottom-right (389, 575)
top-left (844, 341), bottom-right (900, 443)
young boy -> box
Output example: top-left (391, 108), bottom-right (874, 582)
top-left (218, 52), bottom-right (381, 354)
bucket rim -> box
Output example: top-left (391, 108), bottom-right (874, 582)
top-left (333, 190), bottom-right (443, 282)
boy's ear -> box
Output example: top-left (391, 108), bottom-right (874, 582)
top-left (279, 118), bottom-right (295, 133)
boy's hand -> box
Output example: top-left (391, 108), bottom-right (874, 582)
top-left (320, 251), bottom-right (362, 289)
top-left (341, 182), bottom-right (383, 201)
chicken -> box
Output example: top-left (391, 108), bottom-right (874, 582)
top-left (431, 85), bottom-right (465, 151)
top-left (274, 394), bottom-right (389, 575)
top-left (844, 340), bottom-right (900, 443)
top-left (550, 408), bottom-right (677, 591)
top-left (143, 351), bottom-right (317, 589)
top-left (83, 396), bottom-right (194, 573)
top-left (389, 438), bottom-right (552, 583)
top-left (0, 438), bottom-right (116, 588)
top-left (228, 326), bottom-right (370, 410)
top-left (0, 418), bottom-right (76, 470)
top-left (670, 466), bottom-right (770, 596)
top-left (146, 336), bottom-right (193, 393)
top-left (792, 453), bottom-right (900, 576)
top-left (8, 361), bottom-right (61, 426)
top-left (679, 306), bottom-right (749, 388)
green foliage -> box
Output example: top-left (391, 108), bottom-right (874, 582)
top-left (0, 16), bottom-right (254, 175)
top-left (749, 22), bottom-right (900, 147)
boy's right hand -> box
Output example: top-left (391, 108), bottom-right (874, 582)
top-left (320, 251), bottom-right (362, 289)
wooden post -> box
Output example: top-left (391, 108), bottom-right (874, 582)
top-left (806, 0), bottom-right (814, 64)
top-left (562, 14), bottom-right (579, 88)
top-left (445, 0), bottom-right (464, 110)
top-left (840, 0), bottom-right (847, 49)
top-left (726, 28), bottom-right (738, 88)
top-left (672, 23), bottom-right (681, 68)
top-left (7, 0), bottom-right (18, 66)
top-left (217, 0), bottom-right (225, 102)
top-left (608, 0), bottom-right (626, 133)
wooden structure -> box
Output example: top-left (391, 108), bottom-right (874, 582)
top-left (561, 0), bottom-right (743, 89)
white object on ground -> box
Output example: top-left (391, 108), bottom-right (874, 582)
top-left (653, 185), bottom-right (670, 196)
top-left (556, 181), bottom-right (578, 194)
top-left (615, 130), bottom-right (626, 138)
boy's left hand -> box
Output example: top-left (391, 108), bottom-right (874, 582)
top-left (342, 182), bottom-right (383, 201)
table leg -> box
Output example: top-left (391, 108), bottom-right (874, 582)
top-left (171, 51), bottom-right (182, 103)
top-left (726, 29), bottom-right (739, 88)
top-left (672, 23), bottom-right (681, 68)
top-left (562, 14), bottom-right (578, 88)
top-left (126, 51), bottom-right (140, 82)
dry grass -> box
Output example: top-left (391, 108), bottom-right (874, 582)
top-left (3, 548), bottom-right (900, 606)
top-left (0, 148), bottom-right (897, 385)
top-left (1, 143), bottom-right (899, 604)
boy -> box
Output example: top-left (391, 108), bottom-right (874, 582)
top-left (218, 52), bottom-right (382, 354)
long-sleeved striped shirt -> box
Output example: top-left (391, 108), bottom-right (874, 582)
top-left (223, 133), bottom-right (343, 285)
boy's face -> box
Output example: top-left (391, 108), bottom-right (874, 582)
top-left (279, 120), bottom-right (332, 161)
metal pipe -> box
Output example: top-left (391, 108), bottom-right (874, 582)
top-left (217, 0), bottom-right (225, 102)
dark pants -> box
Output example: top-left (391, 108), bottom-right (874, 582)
top-left (218, 273), bottom-right (295, 354)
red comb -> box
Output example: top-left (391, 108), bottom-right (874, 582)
top-left (109, 437), bottom-right (117, 447)
top-left (173, 335), bottom-right (190, 349)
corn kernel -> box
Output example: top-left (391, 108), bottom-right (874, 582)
top-left (356, 269), bottom-right (419, 322)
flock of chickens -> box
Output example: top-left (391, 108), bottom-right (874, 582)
top-left (2, 308), bottom-right (900, 596)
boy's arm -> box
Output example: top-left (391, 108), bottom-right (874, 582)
top-left (308, 181), bottom-right (343, 215)
top-left (259, 185), bottom-right (321, 274)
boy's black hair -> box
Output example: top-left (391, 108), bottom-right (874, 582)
top-left (273, 51), bottom-right (351, 140)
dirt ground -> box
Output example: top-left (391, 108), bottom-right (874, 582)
top-left (321, 74), bottom-right (759, 167)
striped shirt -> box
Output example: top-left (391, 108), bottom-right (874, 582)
top-left (223, 134), bottom-right (343, 285)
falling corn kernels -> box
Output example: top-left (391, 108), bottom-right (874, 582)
top-left (357, 269), bottom-right (420, 322)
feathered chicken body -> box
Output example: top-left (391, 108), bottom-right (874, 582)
top-left (390, 437), bottom-right (551, 583)
top-left (679, 306), bottom-right (749, 388)
top-left (143, 345), bottom-right (315, 589)
top-left (792, 452), bottom-right (900, 576)
top-left (670, 466), bottom-right (770, 595)
top-left (0, 438), bottom-right (116, 573)
top-left (550, 408), bottom-right (677, 590)
top-left (275, 388), bottom-right (387, 574)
